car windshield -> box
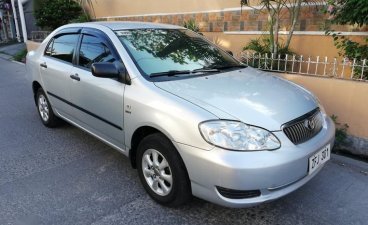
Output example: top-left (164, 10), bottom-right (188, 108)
top-left (115, 29), bottom-right (243, 78)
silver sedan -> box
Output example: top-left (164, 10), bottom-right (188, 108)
top-left (26, 22), bottom-right (335, 208)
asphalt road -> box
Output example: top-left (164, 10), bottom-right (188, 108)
top-left (0, 58), bottom-right (367, 225)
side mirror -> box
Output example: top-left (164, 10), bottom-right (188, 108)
top-left (226, 50), bottom-right (234, 56)
top-left (91, 62), bottom-right (131, 85)
top-left (92, 62), bottom-right (119, 78)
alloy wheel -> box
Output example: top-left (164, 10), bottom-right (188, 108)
top-left (38, 94), bottom-right (49, 122)
top-left (141, 148), bottom-right (173, 196)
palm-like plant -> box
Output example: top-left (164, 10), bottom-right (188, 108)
top-left (183, 19), bottom-right (200, 33)
top-left (76, 0), bottom-right (95, 19)
top-left (240, 0), bottom-right (325, 55)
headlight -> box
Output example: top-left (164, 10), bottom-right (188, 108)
top-left (199, 120), bottom-right (281, 151)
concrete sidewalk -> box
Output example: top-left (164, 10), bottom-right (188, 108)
top-left (0, 42), bottom-right (26, 60)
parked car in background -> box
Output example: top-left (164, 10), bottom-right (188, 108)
top-left (26, 22), bottom-right (335, 207)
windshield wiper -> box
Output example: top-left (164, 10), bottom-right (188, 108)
top-left (150, 70), bottom-right (191, 78)
top-left (210, 64), bottom-right (248, 70)
top-left (150, 68), bottom-right (220, 78)
top-left (191, 68), bottom-right (220, 73)
top-left (149, 65), bottom-right (241, 78)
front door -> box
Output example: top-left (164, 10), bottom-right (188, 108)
top-left (69, 32), bottom-right (125, 149)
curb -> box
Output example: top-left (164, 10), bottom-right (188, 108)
top-left (340, 135), bottom-right (368, 157)
top-left (0, 53), bottom-right (12, 60)
top-left (332, 153), bottom-right (368, 175)
top-left (0, 54), bottom-right (25, 65)
top-left (11, 60), bottom-right (25, 65)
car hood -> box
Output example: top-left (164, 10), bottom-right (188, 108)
top-left (154, 67), bottom-right (318, 131)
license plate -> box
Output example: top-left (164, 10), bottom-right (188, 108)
top-left (308, 144), bottom-right (331, 175)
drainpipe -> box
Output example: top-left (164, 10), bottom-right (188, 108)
top-left (18, 0), bottom-right (28, 43)
top-left (11, 0), bottom-right (21, 42)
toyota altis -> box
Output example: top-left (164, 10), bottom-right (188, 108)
top-left (26, 22), bottom-right (335, 207)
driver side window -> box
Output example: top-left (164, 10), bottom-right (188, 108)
top-left (78, 35), bottom-right (116, 69)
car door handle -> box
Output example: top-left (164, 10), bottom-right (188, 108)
top-left (40, 62), bottom-right (47, 68)
top-left (70, 74), bottom-right (80, 81)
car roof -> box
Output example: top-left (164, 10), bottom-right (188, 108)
top-left (86, 21), bottom-right (184, 30)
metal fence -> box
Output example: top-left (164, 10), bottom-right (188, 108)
top-left (30, 31), bottom-right (51, 42)
top-left (240, 52), bottom-right (368, 81)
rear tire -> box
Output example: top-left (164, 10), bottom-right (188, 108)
top-left (36, 88), bottom-right (60, 128)
top-left (137, 133), bottom-right (192, 207)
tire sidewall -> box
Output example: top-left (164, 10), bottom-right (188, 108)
top-left (137, 134), bottom-right (188, 205)
top-left (36, 88), bottom-right (58, 127)
top-left (36, 89), bottom-right (50, 124)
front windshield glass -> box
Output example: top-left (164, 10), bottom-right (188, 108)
top-left (115, 29), bottom-right (242, 77)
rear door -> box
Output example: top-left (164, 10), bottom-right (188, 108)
top-left (39, 31), bottom-right (80, 118)
top-left (69, 29), bottom-right (125, 149)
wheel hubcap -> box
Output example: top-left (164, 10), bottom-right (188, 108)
top-left (142, 149), bottom-right (172, 196)
top-left (38, 94), bottom-right (49, 122)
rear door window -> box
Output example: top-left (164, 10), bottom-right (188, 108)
top-left (45, 34), bottom-right (79, 63)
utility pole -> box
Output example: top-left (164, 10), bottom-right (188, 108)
top-left (17, 0), bottom-right (27, 42)
top-left (11, 0), bottom-right (21, 42)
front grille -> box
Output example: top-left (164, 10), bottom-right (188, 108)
top-left (216, 186), bottom-right (261, 199)
top-left (282, 108), bottom-right (323, 145)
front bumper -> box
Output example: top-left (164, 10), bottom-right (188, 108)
top-left (174, 116), bottom-right (335, 208)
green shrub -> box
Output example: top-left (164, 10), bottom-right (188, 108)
top-left (242, 37), bottom-right (295, 69)
top-left (325, 0), bottom-right (368, 79)
top-left (13, 48), bottom-right (27, 62)
top-left (70, 13), bottom-right (91, 23)
top-left (331, 114), bottom-right (349, 147)
top-left (328, 33), bottom-right (368, 79)
top-left (243, 37), bottom-right (295, 56)
top-left (34, 0), bottom-right (83, 30)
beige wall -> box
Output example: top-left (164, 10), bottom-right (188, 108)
top-left (88, 0), bottom-right (367, 58)
top-left (279, 74), bottom-right (368, 139)
top-left (204, 32), bottom-right (367, 59)
top-left (90, 0), bottom-right (241, 18)
top-left (26, 41), bottom-right (40, 52)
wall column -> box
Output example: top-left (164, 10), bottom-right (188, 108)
top-left (11, 0), bottom-right (21, 42)
top-left (18, 0), bottom-right (27, 42)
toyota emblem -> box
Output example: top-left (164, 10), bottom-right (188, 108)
top-left (304, 119), bottom-right (315, 130)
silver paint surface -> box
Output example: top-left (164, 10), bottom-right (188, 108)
top-left (26, 22), bottom-right (335, 207)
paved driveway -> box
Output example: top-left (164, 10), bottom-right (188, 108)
top-left (0, 58), bottom-right (367, 225)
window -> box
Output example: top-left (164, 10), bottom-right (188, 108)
top-left (44, 39), bottom-right (54, 56)
top-left (78, 35), bottom-right (116, 69)
top-left (45, 34), bottom-right (79, 63)
top-left (115, 29), bottom-right (241, 77)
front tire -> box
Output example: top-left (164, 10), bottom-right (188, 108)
top-left (137, 133), bottom-right (191, 207)
top-left (36, 88), bottom-right (60, 127)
